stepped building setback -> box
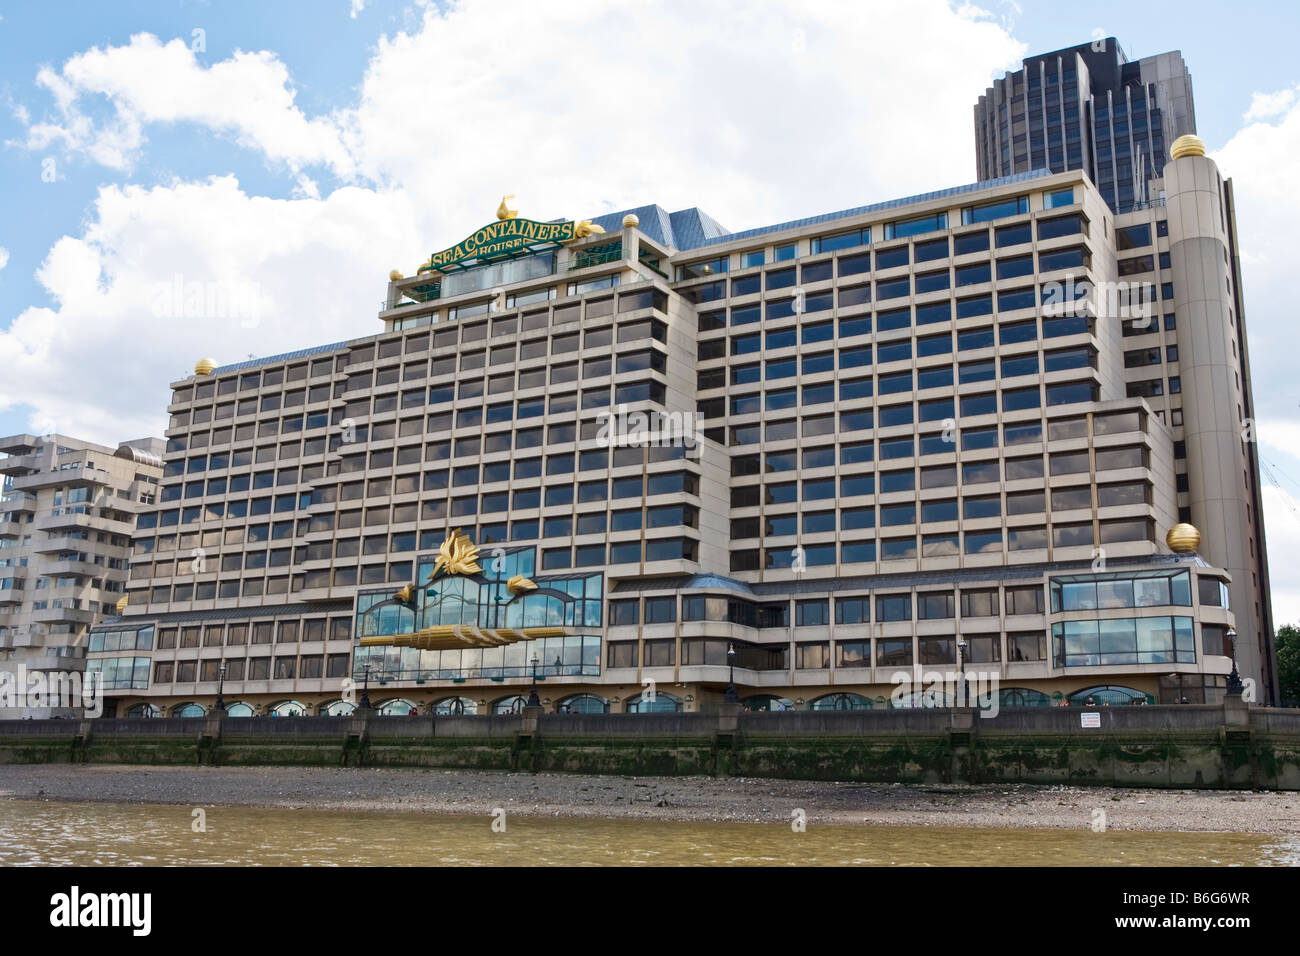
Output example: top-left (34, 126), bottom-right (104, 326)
top-left (77, 125), bottom-right (1275, 716)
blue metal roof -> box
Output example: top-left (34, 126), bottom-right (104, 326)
top-left (594, 169), bottom-right (1056, 252)
top-left (589, 204), bottom-right (732, 250)
top-left (211, 341), bottom-right (351, 376)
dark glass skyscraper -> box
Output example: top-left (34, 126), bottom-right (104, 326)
top-left (974, 38), bottom-right (1196, 213)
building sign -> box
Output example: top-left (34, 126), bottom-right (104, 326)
top-left (417, 196), bottom-right (605, 275)
top-left (1080, 711), bottom-right (1102, 728)
top-left (419, 218), bottom-right (577, 274)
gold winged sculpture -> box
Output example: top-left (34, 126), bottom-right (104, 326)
top-left (574, 220), bottom-right (606, 237)
top-left (434, 528), bottom-right (482, 576)
top-left (507, 574), bottom-right (538, 595)
top-left (497, 195), bottom-right (518, 220)
top-left (387, 528), bottom-right (480, 607)
top-left (366, 531), bottom-right (559, 651)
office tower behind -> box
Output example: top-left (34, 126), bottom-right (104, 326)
top-left (974, 38), bottom-right (1196, 213)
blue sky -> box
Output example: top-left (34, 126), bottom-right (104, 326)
top-left (1, 0), bottom-right (1299, 621)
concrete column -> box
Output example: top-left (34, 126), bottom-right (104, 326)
top-left (1164, 146), bottom-right (1261, 690)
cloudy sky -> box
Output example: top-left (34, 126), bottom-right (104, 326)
top-left (1, 0), bottom-right (1298, 623)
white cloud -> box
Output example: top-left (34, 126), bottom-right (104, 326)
top-left (0, 247), bottom-right (9, 272)
top-left (1213, 97), bottom-right (1300, 436)
top-left (14, 2), bottom-right (1024, 230)
top-left (16, 33), bottom-right (353, 174)
top-left (0, 176), bottom-right (421, 440)
top-left (1262, 485), bottom-right (1300, 627)
top-left (1214, 93), bottom-right (1300, 631)
top-left (348, 0), bottom-right (1025, 239)
top-left (1244, 86), bottom-right (1297, 122)
top-left (350, 0), bottom-right (366, 18)
top-left (1, 0), bottom-right (1027, 444)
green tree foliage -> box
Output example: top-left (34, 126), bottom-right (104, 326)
top-left (1277, 624), bottom-right (1300, 708)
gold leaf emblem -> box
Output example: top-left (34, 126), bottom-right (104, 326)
top-left (507, 574), bottom-right (538, 595)
top-left (435, 528), bottom-right (482, 577)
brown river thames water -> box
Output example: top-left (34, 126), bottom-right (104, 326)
top-left (1, 800), bottom-right (1297, 866)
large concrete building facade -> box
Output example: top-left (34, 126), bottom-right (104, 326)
top-left (974, 38), bottom-right (1196, 212)
top-left (85, 135), bottom-right (1275, 718)
top-left (0, 434), bottom-right (163, 717)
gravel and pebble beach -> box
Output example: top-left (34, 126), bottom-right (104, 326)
top-left (1, 765), bottom-right (1296, 832)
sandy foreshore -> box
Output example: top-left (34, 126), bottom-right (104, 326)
top-left (1, 765), bottom-right (1296, 832)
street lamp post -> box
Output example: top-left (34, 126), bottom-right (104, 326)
top-left (956, 640), bottom-right (968, 708)
top-left (1225, 628), bottom-right (1243, 698)
top-left (725, 643), bottom-right (738, 703)
top-left (527, 653), bottom-right (541, 707)
top-left (215, 662), bottom-right (227, 712)
top-left (360, 662), bottom-right (373, 710)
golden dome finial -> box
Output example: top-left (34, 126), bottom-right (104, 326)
top-left (1166, 523), bottom-right (1201, 554)
top-left (389, 269), bottom-right (403, 281)
top-left (622, 213), bottom-right (640, 228)
top-left (194, 358), bottom-right (216, 376)
top-left (1170, 134), bottom-right (1206, 160)
top-left (497, 195), bottom-right (518, 220)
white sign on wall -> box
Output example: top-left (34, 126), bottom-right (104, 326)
top-left (1080, 712), bottom-right (1102, 728)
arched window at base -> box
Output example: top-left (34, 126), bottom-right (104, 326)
top-left (741, 695), bottom-right (794, 711)
top-left (810, 693), bottom-right (873, 711)
top-left (891, 690), bottom-right (954, 709)
top-left (432, 696), bottom-right (477, 715)
top-left (269, 700), bottom-right (308, 717)
top-left (557, 694), bottom-right (609, 714)
top-left (998, 688), bottom-right (1052, 708)
top-left (626, 691), bottom-right (682, 713)
top-left (1067, 685), bottom-right (1154, 707)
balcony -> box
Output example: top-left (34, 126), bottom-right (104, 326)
top-left (0, 452), bottom-right (41, 476)
top-left (32, 606), bottom-right (96, 626)
top-left (12, 464), bottom-right (110, 492)
top-left (33, 534), bottom-right (99, 555)
top-left (0, 493), bottom-right (37, 515)
top-left (5, 628), bottom-right (44, 648)
top-left (569, 241), bottom-right (623, 271)
top-left (36, 510), bottom-right (133, 535)
top-left (0, 519), bottom-right (25, 538)
top-left (39, 559), bottom-right (104, 578)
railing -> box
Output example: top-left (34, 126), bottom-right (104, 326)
top-left (403, 284), bottom-right (441, 304)
top-left (358, 663), bottom-right (600, 683)
top-left (1121, 197), bottom-right (1166, 213)
top-left (569, 243), bottom-right (623, 271)
top-left (637, 253), bottom-right (668, 278)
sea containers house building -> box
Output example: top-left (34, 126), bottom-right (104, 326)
top-left (87, 140), bottom-right (1273, 718)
